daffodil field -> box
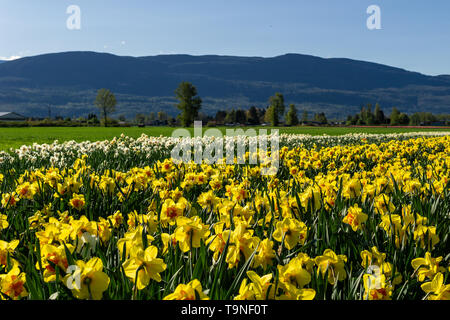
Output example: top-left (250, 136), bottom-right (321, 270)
top-left (0, 132), bottom-right (449, 300)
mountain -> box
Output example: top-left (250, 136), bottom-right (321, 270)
top-left (0, 51), bottom-right (449, 119)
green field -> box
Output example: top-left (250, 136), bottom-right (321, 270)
top-left (0, 126), bottom-right (449, 151)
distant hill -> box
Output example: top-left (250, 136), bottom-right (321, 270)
top-left (0, 51), bottom-right (449, 119)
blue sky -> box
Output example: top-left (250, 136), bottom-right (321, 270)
top-left (1, 0), bottom-right (449, 75)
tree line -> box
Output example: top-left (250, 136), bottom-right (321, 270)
top-left (94, 82), bottom-right (328, 127)
top-left (93, 84), bottom-right (449, 128)
top-left (346, 103), bottom-right (450, 126)
top-left (175, 84), bottom-right (331, 127)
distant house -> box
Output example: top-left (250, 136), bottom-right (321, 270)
top-left (0, 112), bottom-right (26, 121)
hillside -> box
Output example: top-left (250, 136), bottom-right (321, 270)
top-left (0, 51), bottom-right (449, 119)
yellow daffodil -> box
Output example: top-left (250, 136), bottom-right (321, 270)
top-left (206, 222), bottom-right (229, 262)
top-left (68, 193), bottom-right (85, 211)
top-left (273, 217), bottom-right (307, 250)
top-left (342, 204), bottom-right (368, 231)
top-left (64, 257), bottom-right (110, 300)
top-left (0, 213), bottom-right (8, 231)
top-left (414, 225), bottom-right (440, 250)
top-left (421, 273), bottom-right (450, 300)
top-left (342, 178), bottom-right (362, 199)
top-left (411, 252), bottom-right (446, 282)
top-left (37, 243), bottom-right (75, 282)
top-left (374, 194), bottom-right (395, 215)
top-left (363, 273), bottom-right (392, 300)
top-left (252, 238), bottom-right (276, 270)
top-left (163, 279), bottom-right (209, 300)
top-left (174, 216), bottom-right (210, 252)
top-left (0, 240), bottom-right (19, 267)
top-left (299, 186), bottom-right (322, 211)
top-left (197, 190), bottom-right (219, 211)
top-left (0, 266), bottom-right (28, 300)
top-left (160, 199), bottom-right (185, 226)
top-left (107, 210), bottom-right (124, 228)
top-left (15, 182), bottom-right (37, 200)
top-left (278, 257), bottom-right (312, 290)
top-left (315, 249), bottom-right (347, 285)
top-left (1, 193), bottom-right (19, 208)
top-left (117, 225), bottom-right (154, 259)
top-left (234, 271), bottom-right (275, 300)
top-left (225, 222), bottom-right (260, 269)
top-left (122, 246), bottom-right (166, 290)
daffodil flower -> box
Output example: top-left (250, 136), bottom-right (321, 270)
top-left (314, 249), bottom-right (347, 285)
top-left (273, 217), bottom-right (307, 250)
top-left (421, 273), bottom-right (450, 300)
top-left (122, 246), bottom-right (166, 290)
top-left (64, 257), bottom-right (110, 300)
top-left (163, 279), bottom-right (209, 300)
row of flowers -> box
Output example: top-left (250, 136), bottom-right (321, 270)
top-left (1, 131), bottom-right (449, 171)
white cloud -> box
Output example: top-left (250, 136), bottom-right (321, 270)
top-left (121, 41), bottom-right (126, 46)
top-left (0, 55), bottom-right (21, 61)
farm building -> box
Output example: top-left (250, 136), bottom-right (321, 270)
top-left (0, 112), bottom-right (26, 121)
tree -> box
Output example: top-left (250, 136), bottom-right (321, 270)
top-left (224, 109), bottom-right (236, 124)
top-left (157, 111), bottom-right (168, 123)
top-left (409, 113), bottom-right (421, 126)
top-left (175, 82), bottom-right (202, 127)
top-left (135, 113), bottom-right (146, 124)
top-left (398, 113), bottom-right (410, 125)
top-left (167, 116), bottom-right (177, 126)
top-left (87, 113), bottom-right (100, 125)
top-left (94, 89), bottom-right (117, 127)
top-left (148, 112), bottom-right (156, 122)
top-left (197, 112), bottom-right (210, 123)
top-left (215, 110), bottom-right (227, 124)
top-left (390, 107), bottom-right (400, 126)
top-left (359, 104), bottom-right (375, 125)
top-left (235, 109), bottom-right (247, 124)
top-left (314, 112), bottom-right (328, 125)
top-left (258, 108), bottom-right (267, 124)
top-left (374, 103), bottom-right (385, 125)
top-left (422, 112), bottom-right (437, 125)
top-left (246, 106), bottom-right (260, 125)
top-left (285, 104), bottom-right (299, 126)
top-left (264, 106), bottom-right (277, 126)
top-left (360, 106), bottom-right (367, 124)
top-left (346, 115), bottom-right (354, 125)
top-left (267, 93), bottom-right (285, 126)
top-left (408, 112), bottom-right (437, 126)
top-left (301, 110), bottom-right (308, 123)
top-left (365, 104), bottom-right (375, 125)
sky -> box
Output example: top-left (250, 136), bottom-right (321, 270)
top-left (1, 0), bottom-right (449, 75)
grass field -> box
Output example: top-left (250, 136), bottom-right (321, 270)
top-left (0, 126), bottom-right (449, 151)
